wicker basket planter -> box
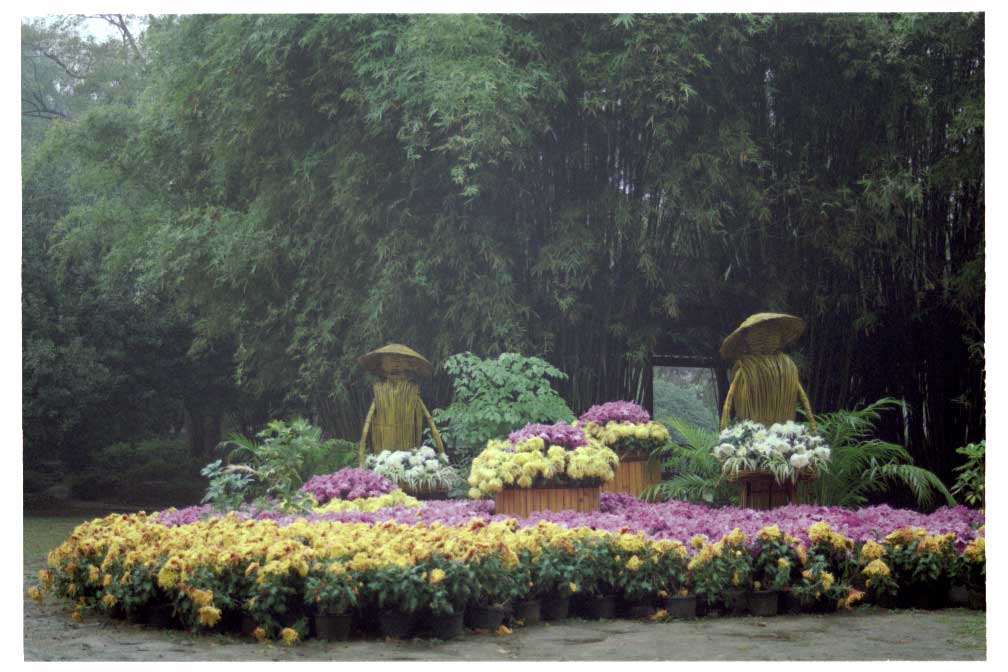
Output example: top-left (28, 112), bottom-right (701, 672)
top-left (494, 480), bottom-right (602, 517)
top-left (726, 469), bottom-right (817, 510)
top-left (398, 481), bottom-right (451, 500)
top-left (601, 452), bottom-right (661, 497)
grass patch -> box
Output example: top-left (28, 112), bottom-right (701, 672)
top-left (24, 515), bottom-right (97, 567)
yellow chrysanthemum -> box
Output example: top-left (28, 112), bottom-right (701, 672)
top-left (429, 568), bottom-right (446, 584)
top-left (27, 586), bottom-right (43, 602)
top-left (863, 559), bottom-right (891, 577)
top-left (626, 555), bottom-right (643, 572)
top-left (198, 605), bottom-right (222, 628)
top-left (253, 626), bottom-right (267, 642)
top-left (102, 593), bottom-right (117, 609)
top-left (280, 627), bottom-right (299, 646)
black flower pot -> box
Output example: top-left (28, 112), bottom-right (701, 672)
top-left (240, 614), bottom-right (258, 638)
top-left (466, 604), bottom-right (508, 631)
top-left (910, 585), bottom-right (946, 610)
top-left (947, 585), bottom-right (970, 608)
top-left (968, 589), bottom-right (986, 611)
top-left (540, 595), bottom-right (570, 621)
top-left (805, 596), bottom-right (837, 614)
top-left (512, 599), bottom-right (541, 626)
top-left (695, 594), bottom-right (711, 618)
top-left (425, 611), bottom-right (465, 640)
top-left (578, 594), bottom-right (616, 620)
top-left (664, 594), bottom-right (697, 619)
top-left (108, 604), bottom-right (127, 620)
top-left (778, 592), bottom-right (802, 615)
top-left (617, 595), bottom-right (656, 619)
top-left (146, 603), bottom-right (176, 629)
top-left (725, 590), bottom-right (748, 617)
top-left (378, 609), bottom-right (417, 639)
top-left (315, 612), bottom-right (353, 641)
top-left (747, 590), bottom-right (779, 617)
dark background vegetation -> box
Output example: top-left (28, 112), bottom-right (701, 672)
top-left (22, 14), bottom-right (983, 508)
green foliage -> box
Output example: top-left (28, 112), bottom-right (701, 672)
top-left (433, 352), bottom-right (574, 456)
top-left (203, 418), bottom-right (355, 511)
top-left (800, 398), bottom-right (956, 509)
top-left (652, 368), bottom-right (718, 433)
top-left (304, 569), bottom-right (360, 615)
top-left (25, 13), bottom-right (984, 492)
top-left (642, 417), bottom-right (735, 505)
top-left (951, 440), bottom-right (985, 508)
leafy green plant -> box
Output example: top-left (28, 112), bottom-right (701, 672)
top-left (202, 418), bottom-right (354, 511)
top-left (951, 440), bottom-right (984, 508)
top-left (641, 417), bottom-right (735, 505)
top-left (799, 398), bottom-right (955, 508)
top-left (304, 568), bottom-right (360, 615)
top-left (433, 352), bottom-right (574, 459)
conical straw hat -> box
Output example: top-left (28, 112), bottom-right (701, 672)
top-left (719, 313), bottom-right (806, 360)
top-left (358, 343), bottom-right (434, 378)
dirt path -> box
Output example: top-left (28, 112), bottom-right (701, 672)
top-left (23, 553), bottom-right (986, 661)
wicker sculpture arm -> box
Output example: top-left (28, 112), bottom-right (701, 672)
top-left (418, 399), bottom-right (446, 455)
top-left (358, 400), bottom-right (376, 467)
top-left (720, 369), bottom-right (741, 431)
top-left (797, 382), bottom-right (817, 433)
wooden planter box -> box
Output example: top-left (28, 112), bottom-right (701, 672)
top-left (494, 481), bottom-right (602, 517)
top-left (602, 452), bottom-right (661, 497)
top-left (728, 469), bottom-right (816, 510)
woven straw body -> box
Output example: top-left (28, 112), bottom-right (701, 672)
top-left (729, 353), bottom-right (801, 426)
top-left (358, 343), bottom-right (433, 379)
top-left (367, 378), bottom-right (425, 454)
top-left (719, 313), bottom-right (805, 360)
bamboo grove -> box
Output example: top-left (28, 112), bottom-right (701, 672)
top-left (22, 14), bottom-right (983, 488)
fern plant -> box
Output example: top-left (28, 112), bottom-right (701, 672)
top-left (640, 416), bottom-right (736, 505)
top-left (798, 398), bottom-right (955, 508)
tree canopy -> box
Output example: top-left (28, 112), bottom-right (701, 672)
top-left (23, 13), bottom-right (984, 486)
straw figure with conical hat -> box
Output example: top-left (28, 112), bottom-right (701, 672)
top-left (719, 312), bottom-right (816, 432)
top-left (357, 344), bottom-right (445, 466)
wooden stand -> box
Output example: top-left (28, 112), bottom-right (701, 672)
top-left (494, 482), bottom-right (602, 517)
top-left (602, 453), bottom-right (661, 497)
top-left (730, 470), bottom-right (815, 510)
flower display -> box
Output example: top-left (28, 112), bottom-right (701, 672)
top-left (508, 422), bottom-right (586, 450)
top-left (578, 401), bottom-right (670, 463)
top-left (713, 420), bottom-right (830, 482)
top-left (366, 446), bottom-right (460, 491)
top-left (314, 489), bottom-right (421, 513)
top-left (579, 401), bottom-right (651, 426)
top-left (32, 495), bottom-right (986, 643)
top-left (300, 468), bottom-right (396, 504)
top-left (467, 429), bottom-right (618, 498)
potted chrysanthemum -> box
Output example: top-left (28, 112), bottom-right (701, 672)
top-left (416, 557), bottom-right (477, 640)
top-left (304, 564), bottom-right (359, 641)
top-left (466, 552), bottom-right (520, 631)
top-left (713, 420), bottom-right (829, 509)
top-left (531, 543), bottom-right (579, 620)
top-left (578, 401), bottom-right (668, 496)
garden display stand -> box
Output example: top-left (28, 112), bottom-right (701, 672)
top-left (494, 480), bottom-right (602, 517)
top-left (728, 469), bottom-right (816, 510)
top-left (602, 451), bottom-right (661, 497)
top-left (398, 481), bottom-right (450, 500)
top-left (718, 313), bottom-right (820, 510)
top-left (357, 344), bottom-right (446, 466)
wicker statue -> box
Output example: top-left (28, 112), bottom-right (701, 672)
top-left (357, 344), bottom-right (445, 466)
top-left (719, 312), bottom-right (816, 432)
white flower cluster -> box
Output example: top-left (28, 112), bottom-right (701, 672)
top-left (712, 420), bottom-right (830, 477)
top-left (366, 446), bottom-right (459, 488)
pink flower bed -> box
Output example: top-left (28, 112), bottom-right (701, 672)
top-left (155, 492), bottom-right (983, 549)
